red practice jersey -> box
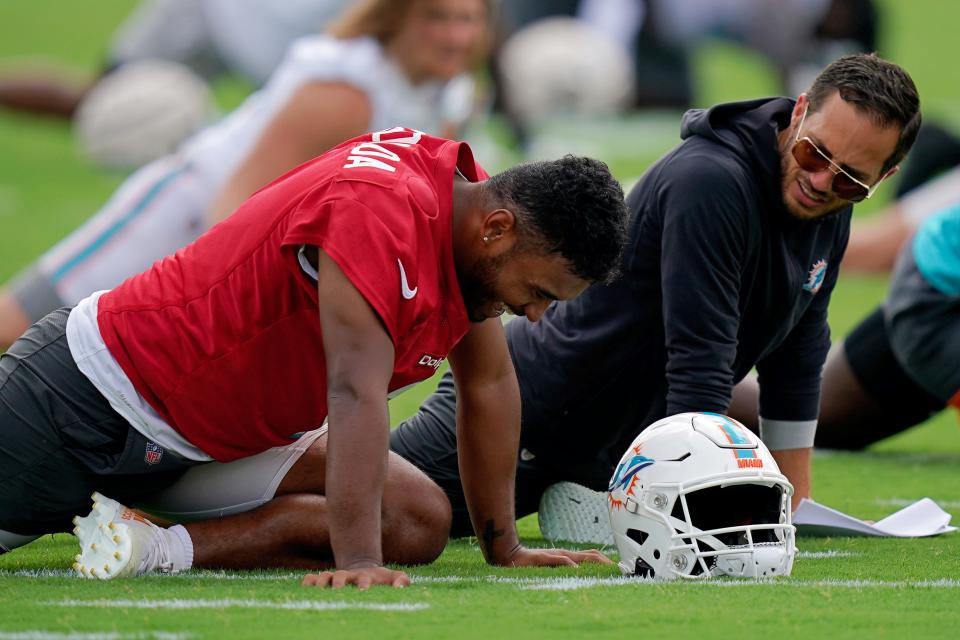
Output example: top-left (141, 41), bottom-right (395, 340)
top-left (96, 128), bottom-right (484, 461)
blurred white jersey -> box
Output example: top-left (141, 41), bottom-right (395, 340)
top-left (203, 0), bottom-right (350, 84)
top-left (18, 35), bottom-right (475, 311)
top-left (183, 35), bottom-right (474, 199)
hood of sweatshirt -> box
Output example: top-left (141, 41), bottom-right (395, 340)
top-left (681, 97), bottom-right (794, 202)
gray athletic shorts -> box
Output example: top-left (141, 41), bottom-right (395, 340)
top-left (0, 308), bottom-right (196, 543)
top-left (885, 244), bottom-right (960, 405)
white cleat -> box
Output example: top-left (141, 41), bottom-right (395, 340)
top-left (538, 482), bottom-right (615, 546)
top-left (72, 492), bottom-right (173, 579)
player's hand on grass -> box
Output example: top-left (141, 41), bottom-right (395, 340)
top-left (503, 545), bottom-right (613, 567)
top-left (301, 566), bottom-right (411, 589)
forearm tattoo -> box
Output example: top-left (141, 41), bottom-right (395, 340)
top-left (481, 518), bottom-right (505, 558)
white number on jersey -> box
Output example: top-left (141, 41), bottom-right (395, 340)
top-left (343, 127), bottom-right (425, 173)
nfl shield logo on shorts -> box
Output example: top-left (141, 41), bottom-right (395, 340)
top-left (144, 441), bottom-right (164, 465)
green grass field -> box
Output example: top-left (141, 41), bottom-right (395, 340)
top-left (1, 1), bottom-right (959, 638)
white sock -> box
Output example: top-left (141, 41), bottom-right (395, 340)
top-left (166, 524), bottom-right (195, 573)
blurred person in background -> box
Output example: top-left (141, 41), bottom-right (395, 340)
top-left (491, 0), bottom-right (877, 148)
top-left (0, 0), bottom-right (351, 118)
top-left (0, 0), bottom-right (490, 348)
top-left (647, 0), bottom-right (878, 97)
top-left (842, 122), bottom-right (960, 272)
top-left (731, 200), bottom-right (960, 450)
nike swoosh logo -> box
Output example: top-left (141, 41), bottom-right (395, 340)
top-left (398, 258), bottom-right (418, 300)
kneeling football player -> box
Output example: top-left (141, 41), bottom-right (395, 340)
top-left (0, 128), bottom-right (626, 587)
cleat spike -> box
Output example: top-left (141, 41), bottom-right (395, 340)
top-left (108, 522), bottom-right (115, 530)
top-left (72, 515), bottom-right (81, 526)
top-left (73, 562), bottom-right (81, 572)
top-left (90, 543), bottom-right (97, 551)
top-left (114, 552), bottom-right (122, 560)
top-left (90, 567), bottom-right (99, 577)
top-left (75, 554), bottom-right (82, 562)
top-left (73, 527), bottom-right (80, 536)
top-left (103, 565), bottom-right (111, 573)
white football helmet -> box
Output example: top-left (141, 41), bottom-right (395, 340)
top-left (498, 17), bottom-right (635, 125)
top-left (608, 412), bottom-right (795, 580)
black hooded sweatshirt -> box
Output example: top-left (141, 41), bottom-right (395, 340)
top-left (506, 97), bottom-right (851, 485)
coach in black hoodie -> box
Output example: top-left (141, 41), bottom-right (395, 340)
top-left (391, 54), bottom-right (920, 536)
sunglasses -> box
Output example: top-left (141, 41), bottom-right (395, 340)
top-left (791, 106), bottom-right (886, 202)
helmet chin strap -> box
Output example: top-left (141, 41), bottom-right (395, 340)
top-left (713, 545), bottom-right (792, 579)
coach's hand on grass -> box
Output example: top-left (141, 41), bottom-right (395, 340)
top-left (301, 566), bottom-right (411, 590)
top-left (504, 545), bottom-right (613, 568)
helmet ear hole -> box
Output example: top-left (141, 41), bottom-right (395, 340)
top-left (626, 528), bottom-right (649, 545)
top-left (652, 549), bottom-right (661, 560)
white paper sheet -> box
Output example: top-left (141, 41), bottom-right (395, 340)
top-left (793, 497), bottom-right (957, 537)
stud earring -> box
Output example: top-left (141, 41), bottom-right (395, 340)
top-left (483, 236), bottom-right (490, 243)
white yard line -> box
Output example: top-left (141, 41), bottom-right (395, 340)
top-left (517, 577), bottom-right (641, 590)
top-left (7, 561), bottom-right (951, 596)
top-left (518, 577), bottom-right (960, 590)
top-left (47, 599), bottom-right (428, 612)
top-left (1, 552), bottom-right (857, 582)
top-left (411, 576), bottom-right (525, 584)
top-left (0, 633), bottom-right (190, 640)
top-left (679, 579), bottom-right (960, 589)
top-left (413, 575), bottom-right (960, 590)
top-left (0, 569), bottom-right (303, 581)
top-left (0, 570), bottom-right (77, 579)
top-left (795, 551), bottom-right (859, 558)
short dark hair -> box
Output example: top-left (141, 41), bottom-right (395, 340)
top-left (485, 155), bottom-right (628, 283)
top-left (807, 53), bottom-right (921, 174)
